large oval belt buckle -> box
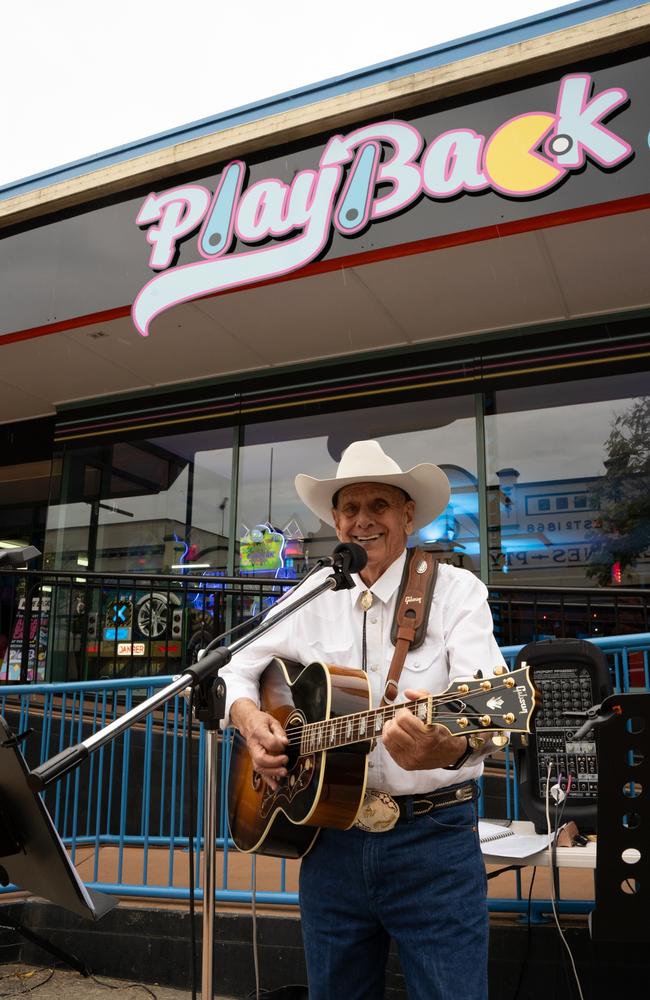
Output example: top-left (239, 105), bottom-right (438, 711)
top-left (354, 790), bottom-right (400, 832)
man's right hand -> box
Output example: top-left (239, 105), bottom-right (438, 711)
top-left (230, 698), bottom-right (289, 790)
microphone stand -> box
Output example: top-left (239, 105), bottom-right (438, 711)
top-left (27, 546), bottom-right (363, 1000)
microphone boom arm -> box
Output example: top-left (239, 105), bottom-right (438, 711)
top-left (28, 546), bottom-right (365, 792)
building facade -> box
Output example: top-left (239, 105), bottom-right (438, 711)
top-left (1, 2), bottom-right (649, 681)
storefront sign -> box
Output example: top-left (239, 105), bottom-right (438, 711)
top-left (133, 72), bottom-right (633, 336)
top-left (117, 642), bottom-right (146, 656)
top-left (240, 524), bottom-right (285, 572)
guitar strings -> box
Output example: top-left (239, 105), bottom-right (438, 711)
top-left (297, 676), bottom-right (519, 730)
top-left (280, 717), bottom-right (511, 749)
top-left (278, 676), bottom-right (525, 749)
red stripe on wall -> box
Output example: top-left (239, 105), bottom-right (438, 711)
top-left (2, 191), bottom-right (650, 348)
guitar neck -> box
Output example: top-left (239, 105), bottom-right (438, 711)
top-left (300, 697), bottom-right (428, 755)
top-left (299, 665), bottom-right (534, 755)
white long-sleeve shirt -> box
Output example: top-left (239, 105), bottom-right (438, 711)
top-left (221, 550), bottom-right (506, 795)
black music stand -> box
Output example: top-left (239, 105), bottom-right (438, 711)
top-left (590, 691), bottom-right (649, 943)
top-left (0, 716), bottom-right (114, 921)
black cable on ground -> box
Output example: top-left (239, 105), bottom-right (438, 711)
top-left (0, 966), bottom-right (55, 997)
top-left (511, 866), bottom-right (537, 1000)
top-left (88, 972), bottom-right (157, 998)
top-left (0, 966), bottom-right (159, 999)
top-left (246, 987), bottom-right (308, 999)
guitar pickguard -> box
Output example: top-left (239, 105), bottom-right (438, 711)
top-left (259, 754), bottom-right (316, 817)
top-left (259, 708), bottom-right (316, 818)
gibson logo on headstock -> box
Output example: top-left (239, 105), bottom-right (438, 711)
top-left (516, 685), bottom-right (529, 711)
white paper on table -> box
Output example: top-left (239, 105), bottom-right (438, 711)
top-left (479, 821), bottom-right (549, 858)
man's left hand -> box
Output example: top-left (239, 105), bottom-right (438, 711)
top-left (382, 688), bottom-right (468, 770)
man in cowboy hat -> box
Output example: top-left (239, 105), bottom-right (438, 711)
top-left (222, 440), bottom-right (505, 1000)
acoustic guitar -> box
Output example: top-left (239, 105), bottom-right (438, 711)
top-left (227, 658), bottom-right (537, 858)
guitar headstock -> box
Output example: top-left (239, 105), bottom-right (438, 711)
top-left (432, 664), bottom-right (538, 744)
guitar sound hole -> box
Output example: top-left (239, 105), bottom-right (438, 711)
top-left (282, 712), bottom-right (316, 793)
top-left (250, 713), bottom-right (309, 795)
top-left (285, 714), bottom-right (305, 772)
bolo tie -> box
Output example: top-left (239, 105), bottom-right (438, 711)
top-left (360, 589), bottom-right (373, 672)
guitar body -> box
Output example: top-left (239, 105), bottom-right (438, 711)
top-left (228, 657), bottom-right (372, 858)
top-left (227, 658), bottom-right (537, 859)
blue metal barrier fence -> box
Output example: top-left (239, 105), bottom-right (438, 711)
top-left (1, 633), bottom-right (648, 916)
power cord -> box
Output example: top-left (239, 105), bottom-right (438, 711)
top-left (248, 844), bottom-right (308, 1000)
top-left (545, 764), bottom-right (584, 1000)
top-left (550, 774), bottom-right (571, 901)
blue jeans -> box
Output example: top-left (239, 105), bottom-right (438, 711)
top-left (299, 797), bottom-right (488, 1000)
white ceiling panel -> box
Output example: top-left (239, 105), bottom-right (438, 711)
top-left (542, 210), bottom-right (650, 317)
top-left (199, 267), bottom-right (407, 364)
top-left (357, 231), bottom-right (569, 342)
top-left (0, 333), bottom-right (149, 408)
top-left (0, 377), bottom-right (55, 422)
top-left (63, 304), bottom-right (268, 389)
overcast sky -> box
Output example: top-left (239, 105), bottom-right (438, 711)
top-left (0, 0), bottom-right (566, 188)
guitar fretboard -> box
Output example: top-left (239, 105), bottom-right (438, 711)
top-left (299, 698), bottom-right (430, 755)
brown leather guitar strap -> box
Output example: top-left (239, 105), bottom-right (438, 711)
top-left (382, 548), bottom-right (438, 706)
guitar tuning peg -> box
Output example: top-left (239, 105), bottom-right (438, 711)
top-left (473, 670), bottom-right (483, 680)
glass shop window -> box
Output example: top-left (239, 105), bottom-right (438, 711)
top-left (484, 371), bottom-right (650, 591)
top-left (44, 429), bottom-right (233, 575)
top-left (236, 395), bottom-right (479, 577)
top-left (0, 459), bottom-right (53, 555)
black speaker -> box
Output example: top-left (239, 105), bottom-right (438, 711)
top-left (514, 638), bottom-right (612, 833)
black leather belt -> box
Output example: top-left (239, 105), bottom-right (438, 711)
top-left (393, 780), bottom-right (477, 823)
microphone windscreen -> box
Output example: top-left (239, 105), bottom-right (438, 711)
top-left (333, 541), bottom-right (368, 573)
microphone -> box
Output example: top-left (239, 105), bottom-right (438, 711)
top-left (333, 542), bottom-right (368, 574)
top-left (316, 542), bottom-right (368, 590)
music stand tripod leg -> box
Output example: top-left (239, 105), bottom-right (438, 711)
top-left (0, 911), bottom-right (89, 976)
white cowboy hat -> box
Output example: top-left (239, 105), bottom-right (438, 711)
top-left (295, 440), bottom-right (450, 530)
